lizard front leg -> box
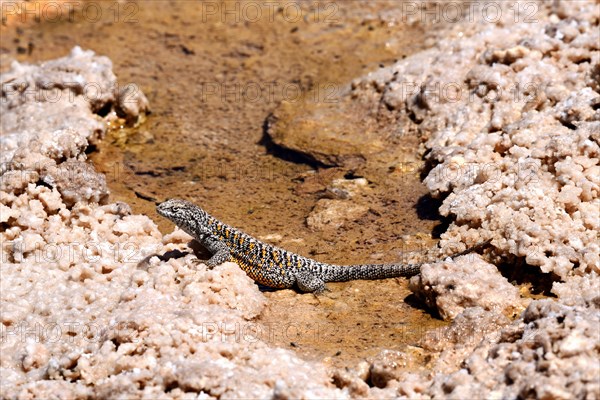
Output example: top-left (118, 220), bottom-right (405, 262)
top-left (198, 236), bottom-right (231, 269)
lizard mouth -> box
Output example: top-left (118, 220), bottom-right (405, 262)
top-left (156, 200), bottom-right (172, 217)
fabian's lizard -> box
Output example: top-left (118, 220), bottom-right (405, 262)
top-left (157, 198), bottom-right (488, 293)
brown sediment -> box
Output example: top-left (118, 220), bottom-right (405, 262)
top-left (1, 0), bottom-right (446, 370)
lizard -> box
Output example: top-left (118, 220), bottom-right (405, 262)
top-left (157, 198), bottom-right (489, 293)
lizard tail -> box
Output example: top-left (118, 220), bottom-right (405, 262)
top-left (318, 239), bottom-right (492, 283)
top-left (319, 262), bottom-right (421, 283)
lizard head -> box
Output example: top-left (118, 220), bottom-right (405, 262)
top-left (156, 198), bottom-right (212, 238)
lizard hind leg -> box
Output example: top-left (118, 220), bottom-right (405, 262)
top-left (296, 270), bottom-right (326, 293)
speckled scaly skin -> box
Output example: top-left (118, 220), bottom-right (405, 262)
top-left (157, 198), bottom-right (486, 293)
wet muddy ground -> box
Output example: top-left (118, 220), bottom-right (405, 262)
top-left (1, 1), bottom-right (450, 369)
